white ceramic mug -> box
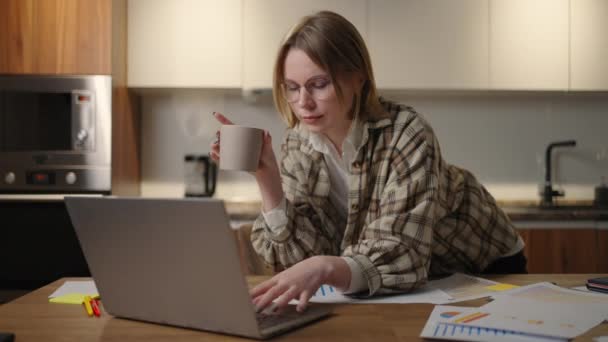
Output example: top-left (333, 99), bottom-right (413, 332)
top-left (219, 125), bottom-right (264, 172)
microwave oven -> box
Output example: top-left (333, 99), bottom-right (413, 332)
top-left (0, 75), bottom-right (111, 194)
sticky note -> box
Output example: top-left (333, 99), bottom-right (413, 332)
top-left (49, 293), bottom-right (100, 304)
top-left (484, 283), bottom-right (519, 291)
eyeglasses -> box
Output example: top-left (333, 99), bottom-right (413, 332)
top-left (281, 77), bottom-right (334, 103)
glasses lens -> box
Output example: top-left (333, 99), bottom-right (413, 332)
top-left (281, 80), bottom-right (333, 102)
top-left (310, 82), bottom-right (332, 101)
top-left (282, 84), bottom-right (299, 102)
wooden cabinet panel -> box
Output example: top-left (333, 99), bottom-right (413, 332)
top-left (519, 228), bottom-right (598, 273)
top-left (111, 0), bottom-right (140, 196)
top-left (0, 0), bottom-right (111, 75)
top-left (369, 0), bottom-right (489, 90)
top-left (128, 0), bottom-right (241, 88)
top-left (489, 0), bottom-right (569, 90)
top-left (33, 0), bottom-right (111, 74)
top-left (570, 0), bottom-right (608, 90)
top-left (0, 0), bottom-right (35, 73)
top-left (243, 0), bottom-right (366, 89)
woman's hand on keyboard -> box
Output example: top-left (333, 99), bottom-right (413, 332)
top-left (250, 255), bottom-right (350, 313)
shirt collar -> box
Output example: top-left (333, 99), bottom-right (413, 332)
top-left (295, 118), bottom-right (364, 159)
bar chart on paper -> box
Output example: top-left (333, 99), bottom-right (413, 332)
top-left (307, 284), bottom-right (453, 304)
top-left (426, 322), bottom-right (567, 342)
top-left (306, 284), bottom-right (356, 303)
top-left (315, 285), bottom-right (335, 297)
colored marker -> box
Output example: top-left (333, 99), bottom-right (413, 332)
top-left (95, 299), bottom-right (103, 315)
top-left (83, 295), bottom-right (94, 316)
top-left (90, 298), bottom-right (101, 317)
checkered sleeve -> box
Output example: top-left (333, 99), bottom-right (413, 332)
top-left (250, 133), bottom-right (343, 271)
top-left (342, 115), bottom-right (438, 296)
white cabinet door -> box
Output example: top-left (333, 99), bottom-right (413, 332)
top-left (369, 0), bottom-right (489, 90)
top-left (571, 0), bottom-right (608, 90)
top-left (128, 0), bottom-right (242, 88)
top-left (242, 0), bottom-right (367, 90)
top-left (489, 0), bottom-right (568, 90)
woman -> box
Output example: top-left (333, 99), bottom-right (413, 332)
top-left (210, 11), bottom-right (525, 313)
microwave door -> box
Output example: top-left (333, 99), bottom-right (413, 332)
top-left (1, 91), bottom-right (73, 152)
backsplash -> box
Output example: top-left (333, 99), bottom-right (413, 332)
top-left (140, 90), bottom-right (608, 201)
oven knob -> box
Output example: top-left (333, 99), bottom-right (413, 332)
top-left (77, 129), bottom-right (88, 143)
top-left (4, 172), bottom-right (16, 184)
top-left (66, 172), bottom-right (77, 185)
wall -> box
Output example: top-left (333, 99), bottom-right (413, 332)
top-left (140, 90), bottom-right (608, 201)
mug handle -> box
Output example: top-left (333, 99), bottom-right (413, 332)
top-left (205, 159), bottom-right (217, 196)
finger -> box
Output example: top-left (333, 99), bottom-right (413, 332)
top-left (273, 287), bottom-right (298, 312)
top-left (296, 290), bottom-right (313, 312)
top-left (212, 111), bottom-right (234, 125)
top-left (262, 130), bottom-right (272, 146)
top-left (255, 283), bottom-right (288, 312)
top-left (250, 279), bottom-right (277, 298)
top-left (209, 151), bottom-right (219, 162)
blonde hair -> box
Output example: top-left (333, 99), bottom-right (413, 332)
top-left (273, 11), bottom-right (387, 128)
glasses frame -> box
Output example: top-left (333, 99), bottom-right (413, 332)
top-left (281, 77), bottom-right (335, 103)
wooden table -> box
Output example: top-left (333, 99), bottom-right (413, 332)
top-left (0, 274), bottom-right (607, 341)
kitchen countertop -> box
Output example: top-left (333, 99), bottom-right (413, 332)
top-left (223, 199), bottom-right (608, 222)
top-left (2, 195), bottom-right (606, 222)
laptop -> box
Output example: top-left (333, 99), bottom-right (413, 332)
top-left (65, 197), bottom-right (332, 339)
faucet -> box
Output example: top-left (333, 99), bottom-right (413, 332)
top-left (541, 140), bottom-right (577, 206)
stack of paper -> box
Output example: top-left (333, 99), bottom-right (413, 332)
top-left (307, 284), bottom-right (452, 304)
top-left (421, 282), bottom-right (608, 341)
top-left (299, 273), bottom-right (516, 305)
top-left (421, 305), bottom-right (568, 342)
top-left (428, 273), bottom-right (519, 303)
top-left (48, 280), bottom-right (99, 304)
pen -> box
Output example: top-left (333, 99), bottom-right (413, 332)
top-left (95, 299), bottom-right (103, 316)
top-left (90, 298), bottom-right (101, 317)
top-left (83, 295), bottom-right (94, 317)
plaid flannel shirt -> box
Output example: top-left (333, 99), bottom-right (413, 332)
top-left (251, 101), bottom-right (521, 296)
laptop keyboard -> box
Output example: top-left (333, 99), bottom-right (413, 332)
top-left (256, 306), bottom-right (306, 330)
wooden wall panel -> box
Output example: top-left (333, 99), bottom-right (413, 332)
top-left (33, 0), bottom-right (111, 74)
top-left (0, 0), bottom-right (35, 73)
top-left (110, 0), bottom-right (141, 196)
top-left (0, 0), bottom-right (111, 74)
top-left (110, 87), bottom-right (141, 196)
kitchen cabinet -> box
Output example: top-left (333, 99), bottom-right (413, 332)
top-left (128, 0), bottom-right (241, 88)
top-left (0, 0), bottom-right (111, 75)
top-left (570, 0), bottom-right (608, 90)
top-left (517, 226), bottom-right (607, 273)
top-left (242, 0), bottom-right (366, 90)
top-left (369, 0), bottom-right (489, 90)
top-left (0, 0), bottom-right (140, 195)
top-left (0, 201), bottom-right (90, 290)
top-left (489, 0), bottom-right (569, 90)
